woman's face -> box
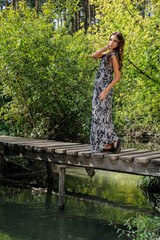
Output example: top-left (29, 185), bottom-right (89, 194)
top-left (109, 35), bottom-right (119, 50)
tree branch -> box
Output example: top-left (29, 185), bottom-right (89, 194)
top-left (127, 58), bottom-right (152, 80)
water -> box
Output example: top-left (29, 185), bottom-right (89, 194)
top-left (0, 185), bottom-right (128, 240)
top-left (0, 138), bottom-right (159, 240)
top-left (0, 170), bottom-right (154, 240)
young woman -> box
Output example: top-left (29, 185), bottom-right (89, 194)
top-left (90, 31), bottom-right (125, 153)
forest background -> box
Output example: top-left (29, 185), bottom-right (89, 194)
top-left (0, 0), bottom-right (159, 143)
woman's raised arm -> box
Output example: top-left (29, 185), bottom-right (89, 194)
top-left (91, 45), bottom-right (109, 59)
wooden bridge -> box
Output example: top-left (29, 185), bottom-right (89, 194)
top-left (0, 135), bottom-right (160, 207)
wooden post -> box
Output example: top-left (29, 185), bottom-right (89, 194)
top-left (58, 166), bottom-right (66, 209)
top-left (46, 161), bottom-right (54, 183)
top-left (45, 181), bottom-right (53, 209)
top-left (0, 145), bottom-right (4, 173)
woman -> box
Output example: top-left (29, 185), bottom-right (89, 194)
top-left (90, 31), bottom-right (125, 153)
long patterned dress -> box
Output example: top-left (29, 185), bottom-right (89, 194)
top-left (90, 52), bottom-right (119, 153)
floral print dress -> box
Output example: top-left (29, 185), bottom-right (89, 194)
top-left (90, 52), bottom-right (119, 153)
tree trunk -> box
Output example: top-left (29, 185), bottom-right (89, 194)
top-left (83, 0), bottom-right (88, 32)
top-left (63, 0), bottom-right (67, 27)
top-left (75, 11), bottom-right (78, 31)
top-left (12, 0), bottom-right (15, 9)
top-left (88, 3), bottom-right (91, 28)
top-left (36, 0), bottom-right (39, 15)
top-left (6, 0), bottom-right (9, 8)
top-left (71, 16), bottom-right (74, 34)
top-left (77, 10), bottom-right (80, 30)
top-left (141, 1), bottom-right (146, 18)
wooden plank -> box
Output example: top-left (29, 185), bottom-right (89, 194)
top-left (55, 145), bottom-right (90, 154)
top-left (78, 151), bottom-right (91, 157)
top-left (28, 142), bottom-right (79, 151)
top-left (105, 149), bottom-right (141, 161)
top-left (78, 148), bottom-right (136, 158)
top-left (0, 136), bottom-right (53, 143)
top-left (45, 143), bottom-right (83, 153)
top-left (0, 136), bottom-right (31, 142)
top-left (53, 144), bottom-right (87, 151)
top-left (2, 140), bottom-right (38, 147)
top-left (34, 143), bottom-right (81, 152)
top-left (7, 142), bottom-right (39, 149)
top-left (7, 140), bottom-right (57, 149)
top-left (66, 147), bottom-right (91, 156)
top-left (117, 150), bottom-right (151, 162)
top-left (0, 137), bottom-right (50, 145)
top-left (134, 153), bottom-right (160, 164)
top-left (91, 152), bottom-right (113, 159)
top-left (25, 141), bottom-right (63, 147)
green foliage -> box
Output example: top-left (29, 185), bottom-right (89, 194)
top-left (117, 214), bottom-right (160, 240)
top-left (139, 176), bottom-right (160, 193)
top-left (91, 0), bottom-right (160, 138)
top-left (0, 0), bottom-right (160, 140)
top-left (138, 176), bottom-right (160, 214)
top-left (0, 1), bottom-right (97, 141)
top-left (116, 175), bottom-right (160, 239)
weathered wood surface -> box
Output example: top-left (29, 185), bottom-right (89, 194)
top-left (0, 135), bottom-right (160, 177)
top-left (58, 167), bottom-right (66, 208)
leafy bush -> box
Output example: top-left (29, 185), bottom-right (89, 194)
top-left (91, 0), bottom-right (160, 138)
top-left (138, 176), bottom-right (160, 193)
top-left (0, 0), bottom-right (160, 141)
top-left (0, 2), bottom-right (97, 141)
top-left (117, 214), bottom-right (160, 240)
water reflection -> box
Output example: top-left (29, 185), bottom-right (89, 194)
top-left (0, 169), bottom-right (155, 240)
top-left (0, 186), bottom-right (130, 240)
top-left (65, 169), bottom-right (150, 208)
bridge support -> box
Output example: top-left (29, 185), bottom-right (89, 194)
top-left (85, 167), bottom-right (95, 178)
top-left (46, 161), bottom-right (54, 182)
top-left (0, 145), bottom-right (5, 173)
top-left (58, 166), bottom-right (66, 209)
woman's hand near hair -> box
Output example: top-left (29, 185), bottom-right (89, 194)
top-left (91, 45), bottom-right (110, 59)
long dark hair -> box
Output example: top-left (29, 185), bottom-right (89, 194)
top-left (106, 31), bottom-right (125, 70)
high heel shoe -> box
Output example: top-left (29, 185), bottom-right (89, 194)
top-left (113, 139), bottom-right (122, 154)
